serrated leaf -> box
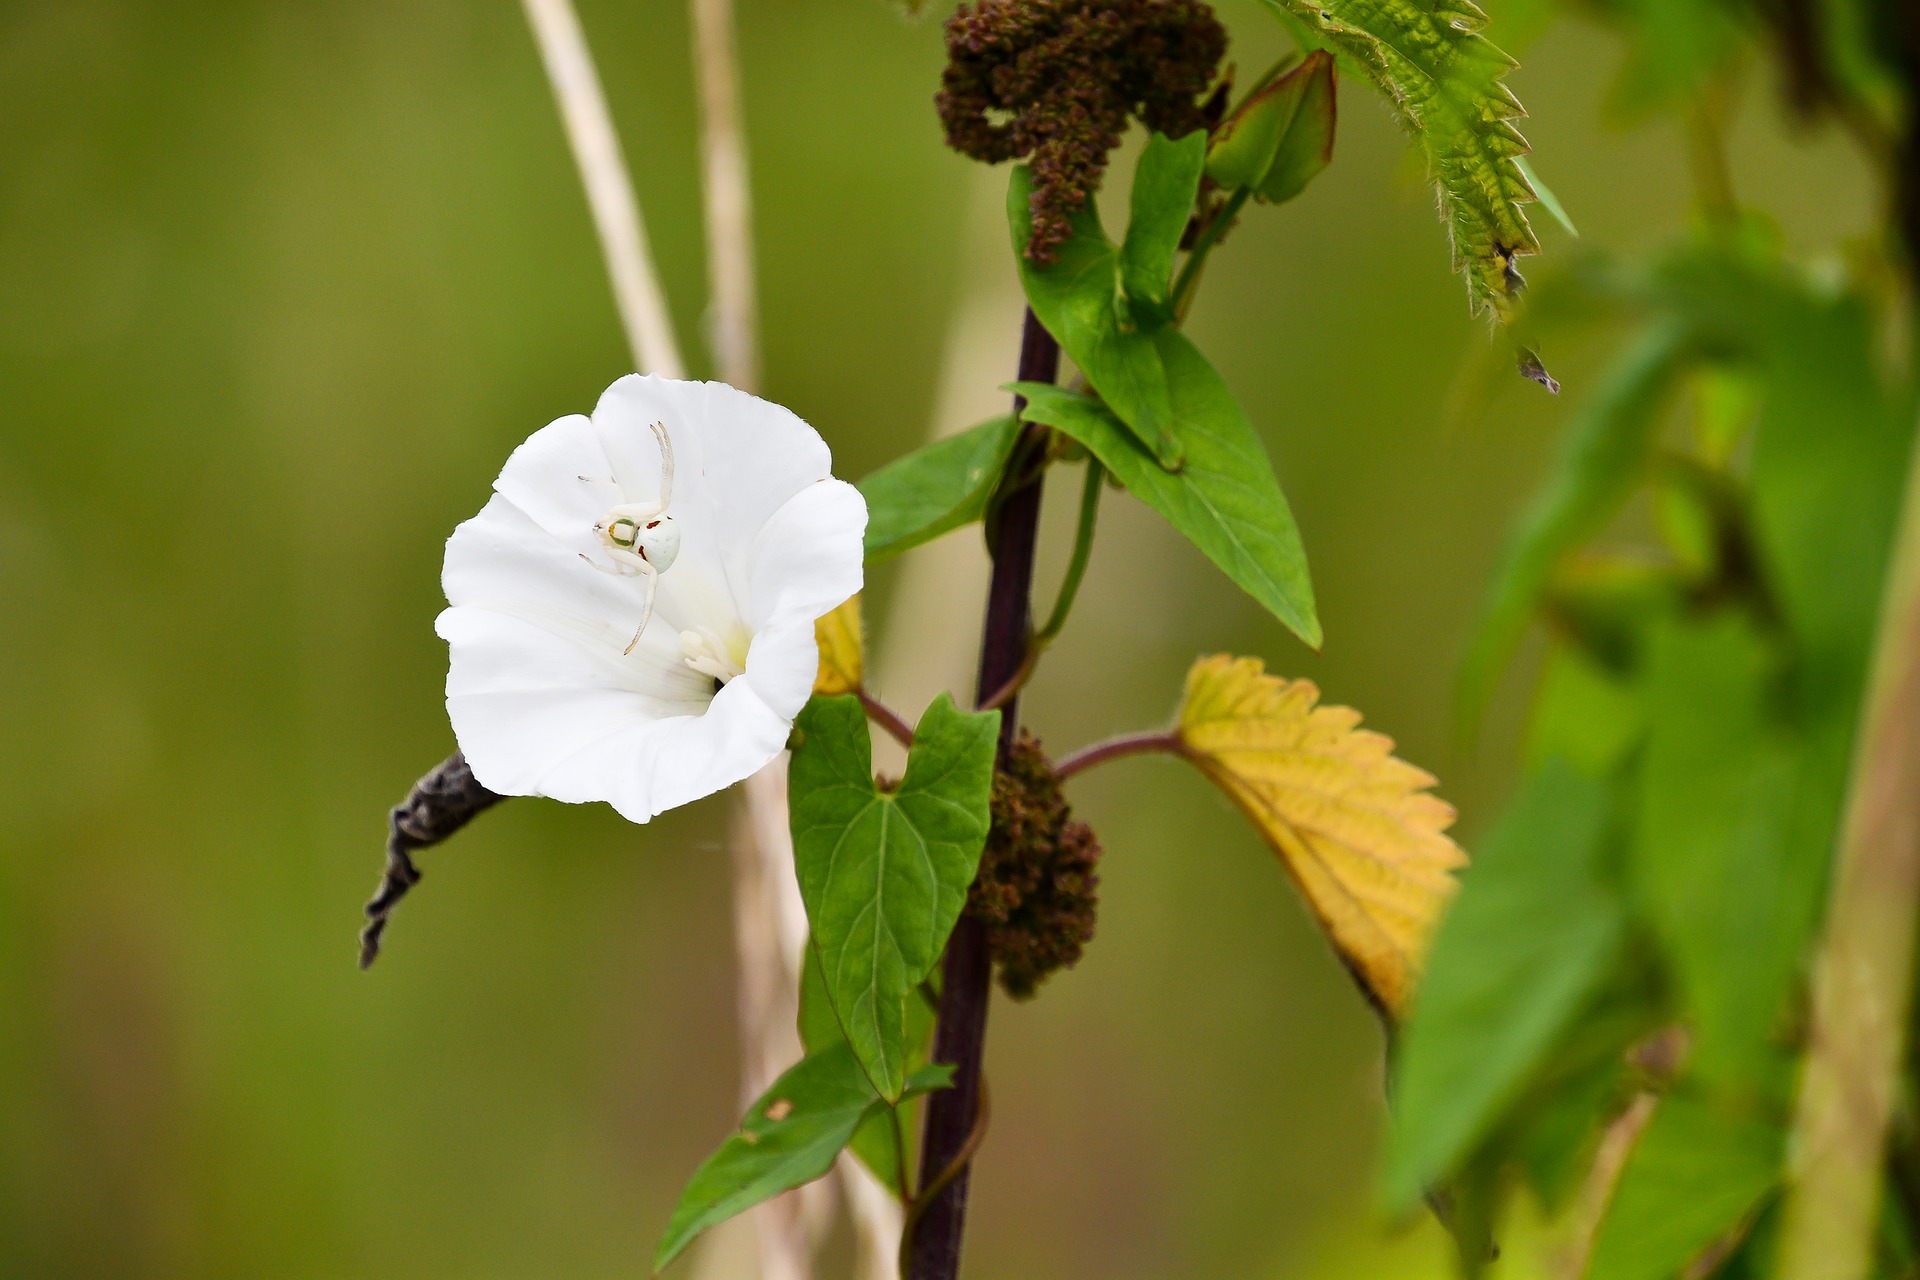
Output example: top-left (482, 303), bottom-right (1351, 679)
top-left (1385, 760), bottom-right (1624, 1211)
top-left (789, 693), bottom-right (999, 1099)
top-left (1008, 164), bottom-right (1182, 468)
top-left (1260, 0), bottom-right (1540, 319)
top-left (858, 414), bottom-right (1021, 563)
top-left (813, 594), bottom-right (863, 696)
top-left (1174, 655), bottom-right (1464, 1014)
top-left (655, 1043), bottom-right (954, 1270)
top-left (1012, 378), bottom-right (1319, 648)
top-left (1120, 130), bottom-right (1207, 326)
top-left (1459, 321), bottom-right (1694, 723)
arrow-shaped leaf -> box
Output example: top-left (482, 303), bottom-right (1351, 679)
top-left (655, 1042), bottom-right (953, 1271)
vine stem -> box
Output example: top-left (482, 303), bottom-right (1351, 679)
top-left (1053, 730), bottom-right (1188, 782)
top-left (904, 307), bottom-right (1060, 1280)
top-left (519, 0), bottom-right (685, 379)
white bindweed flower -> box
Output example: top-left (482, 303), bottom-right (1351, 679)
top-left (436, 374), bottom-right (867, 824)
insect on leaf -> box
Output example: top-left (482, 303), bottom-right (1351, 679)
top-left (1174, 655), bottom-right (1465, 1015)
top-left (1260, 0), bottom-right (1540, 319)
top-left (813, 594), bottom-right (864, 696)
top-left (789, 693), bottom-right (999, 1099)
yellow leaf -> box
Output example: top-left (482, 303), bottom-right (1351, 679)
top-left (813, 595), bottom-right (863, 696)
top-left (1176, 655), bottom-right (1465, 1016)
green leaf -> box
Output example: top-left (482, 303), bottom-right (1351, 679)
top-left (1011, 367), bottom-right (1320, 649)
top-left (1255, 50), bottom-right (1337, 206)
top-left (1633, 616), bottom-right (1815, 1090)
top-left (1120, 130), bottom-right (1206, 327)
top-left (655, 1044), bottom-right (955, 1270)
top-left (1008, 164), bottom-right (1181, 468)
top-left (797, 942), bottom-right (940, 1196)
top-left (1524, 643), bottom-right (1645, 779)
top-left (1742, 285), bottom-right (1909, 689)
top-left (1459, 321), bottom-right (1694, 724)
top-left (1513, 156), bottom-right (1576, 238)
top-left (789, 693), bottom-right (999, 1099)
top-left (1586, 1091), bottom-right (1781, 1280)
top-left (1258, 0), bottom-right (1540, 319)
top-left (1384, 760), bottom-right (1625, 1210)
top-left (858, 415), bottom-right (1021, 563)
top-left (653, 1043), bottom-right (883, 1272)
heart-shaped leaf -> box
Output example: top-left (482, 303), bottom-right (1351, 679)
top-left (789, 692), bottom-right (999, 1098)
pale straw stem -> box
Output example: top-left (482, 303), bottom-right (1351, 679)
top-left (520, 0), bottom-right (686, 379)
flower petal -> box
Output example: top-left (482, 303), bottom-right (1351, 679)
top-left (490, 412), bottom-right (614, 555)
top-left (516, 672), bottom-right (793, 823)
top-left (742, 478), bottom-right (868, 632)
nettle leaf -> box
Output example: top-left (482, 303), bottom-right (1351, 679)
top-left (655, 1042), bottom-right (953, 1270)
top-left (1173, 655), bottom-right (1464, 1015)
top-left (1260, 0), bottom-right (1540, 319)
top-left (858, 414), bottom-right (1021, 563)
top-left (1586, 1090), bottom-right (1781, 1280)
top-left (1119, 130), bottom-right (1207, 326)
top-left (1012, 378), bottom-right (1319, 649)
top-left (1385, 760), bottom-right (1624, 1211)
top-left (789, 693), bottom-right (998, 1099)
top-left (1459, 321), bottom-right (1694, 721)
top-left (813, 594), bottom-right (863, 696)
top-left (1008, 163), bottom-right (1183, 468)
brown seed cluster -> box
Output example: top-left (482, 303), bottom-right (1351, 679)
top-left (938, 0), bottom-right (1227, 265)
top-left (967, 731), bottom-right (1103, 999)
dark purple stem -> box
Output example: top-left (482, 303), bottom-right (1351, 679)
top-left (905, 307), bottom-right (1059, 1280)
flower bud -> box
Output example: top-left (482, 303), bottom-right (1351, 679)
top-left (1204, 49), bottom-right (1336, 205)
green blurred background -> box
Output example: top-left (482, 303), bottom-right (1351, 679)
top-left (0, 2), bottom-right (1878, 1276)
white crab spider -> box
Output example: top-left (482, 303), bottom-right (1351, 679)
top-left (580, 419), bottom-right (682, 654)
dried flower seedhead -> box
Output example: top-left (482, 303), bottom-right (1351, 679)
top-left (967, 731), bottom-right (1103, 998)
top-left (938, 0), bottom-right (1227, 265)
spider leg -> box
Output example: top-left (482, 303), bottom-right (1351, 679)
top-left (623, 560), bottom-right (659, 655)
top-left (648, 419), bottom-right (674, 511)
top-left (579, 552), bottom-right (628, 577)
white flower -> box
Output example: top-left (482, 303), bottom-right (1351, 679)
top-left (436, 374), bottom-right (866, 824)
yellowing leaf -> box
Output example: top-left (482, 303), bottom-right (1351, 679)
top-left (813, 595), bottom-right (864, 696)
top-left (1176, 655), bottom-right (1465, 1014)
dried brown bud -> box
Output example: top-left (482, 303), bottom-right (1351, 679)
top-left (967, 731), bottom-right (1103, 998)
top-left (937, 0), bottom-right (1227, 265)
